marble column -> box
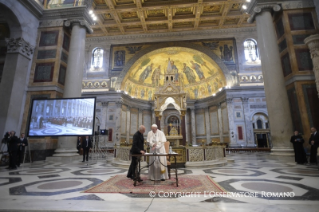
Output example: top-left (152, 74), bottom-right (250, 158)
top-left (305, 34), bottom-right (319, 98)
top-left (190, 108), bottom-right (196, 145)
top-left (0, 38), bottom-right (34, 136)
top-left (204, 107), bottom-right (211, 144)
top-left (53, 20), bottom-right (93, 159)
top-left (242, 98), bottom-right (254, 147)
top-left (248, 4), bottom-right (293, 154)
top-left (126, 106), bottom-right (131, 143)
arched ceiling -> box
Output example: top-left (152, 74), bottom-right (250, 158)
top-left (121, 46), bottom-right (226, 100)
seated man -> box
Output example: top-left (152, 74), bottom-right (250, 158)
top-left (147, 124), bottom-right (168, 181)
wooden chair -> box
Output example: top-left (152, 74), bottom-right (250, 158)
top-left (164, 141), bottom-right (171, 179)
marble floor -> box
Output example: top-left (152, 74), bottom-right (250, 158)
top-left (0, 152), bottom-right (319, 212)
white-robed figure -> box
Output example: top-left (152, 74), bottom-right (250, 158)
top-left (147, 124), bottom-right (169, 181)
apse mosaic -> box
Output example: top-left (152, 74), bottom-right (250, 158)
top-left (121, 47), bottom-right (226, 100)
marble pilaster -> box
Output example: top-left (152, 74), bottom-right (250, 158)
top-left (114, 101), bottom-right (122, 145)
top-left (204, 107), bottom-right (211, 144)
top-left (226, 98), bottom-right (235, 146)
top-left (190, 108), bottom-right (196, 145)
top-left (126, 106), bottom-right (131, 143)
top-left (0, 38), bottom-right (34, 136)
top-left (185, 111), bottom-right (189, 144)
top-left (304, 34), bottom-right (319, 98)
top-left (242, 98), bottom-right (254, 147)
top-left (249, 4), bottom-right (293, 154)
top-left (217, 105), bottom-right (224, 143)
top-left (138, 109), bottom-right (143, 127)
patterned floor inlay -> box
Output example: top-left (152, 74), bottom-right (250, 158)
top-left (276, 175), bottom-right (303, 181)
top-left (218, 179), bottom-right (319, 200)
top-left (64, 194), bottom-right (105, 201)
top-left (203, 168), bottom-right (265, 176)
top-left (270, 168), bottom-right (319, 177)
top-left (9, 178), bottom-right (103, 196)
top-left (38, 175), bottom-right (60, 179)
top-left (9, 168), bottom-right (69, 175)
top-left (0, 177), bottom-right (22, 186)
top-left (71, 168), bottom-right (127, 176)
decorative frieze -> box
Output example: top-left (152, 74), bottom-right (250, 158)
top-left (239, 75), bottom-right (263, 83)
top-left (281, 0), bottom-right (314, 10)
top-left (82, 80), bottom-right (110, 89)
top-left (5, 37), bottom-right (34, 59)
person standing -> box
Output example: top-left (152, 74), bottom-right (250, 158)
top-left (309, 127), bottom-right (319, 165)
top-left (127, 125), bottom-right (146, 181)
top-left (17, 133), bottom-right (28, 167)
top-left (147, 124), bottom-right (168, 181)
top-left (76, 136), bottom-right (82, 154)
top-left (290, 131), bottom-right (307, 164)
top-left (81, 136), bottom-right (92, 162)
top-left (8, 131), bottom-right (19, 170)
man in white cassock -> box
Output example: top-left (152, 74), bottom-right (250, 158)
top-left (147, 124), bottom-right (168, 181)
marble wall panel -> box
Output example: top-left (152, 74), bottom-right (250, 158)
top-left (210, 110), bottom-right (219, 135)
top-left (130, 111), bottom-right (138, 135)
top-left (195, 113), bottom-right (205, 135)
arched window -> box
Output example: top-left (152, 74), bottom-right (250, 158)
top-left (92, 48), bottom-right (104, 68)
top-left (257, 119), bottom-right (263, 129)
top-left (244, 39), bottom-right (259, 62)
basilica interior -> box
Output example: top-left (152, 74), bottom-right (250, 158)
top-left (0, 0), bottom-right (319, 211)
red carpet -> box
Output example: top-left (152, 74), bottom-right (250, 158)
top-left (83, 174), bottom-right (225, 194)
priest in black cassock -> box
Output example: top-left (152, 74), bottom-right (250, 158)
top-left (309, 127), bottom-right (319, 165)
top-left (127, 125), bottom-right (146, 181)
top-left (290, 131), bottom-right (307, 164)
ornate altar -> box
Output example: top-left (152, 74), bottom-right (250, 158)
top-left (153, 59), bottom-right (187, 146)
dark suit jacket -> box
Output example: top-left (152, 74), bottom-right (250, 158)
top-left (77, 139), bottom-right (82, 149)
top-left (18, 138), bottom-right (28, 152)
top-left (309, 131), bottom-right (319, 146)
top-left (130, 131), bottom-right (145, 154)
top-left (82, 138), bottom-right (92, 149)
top-left (8, 136), bottom-right (19, 152)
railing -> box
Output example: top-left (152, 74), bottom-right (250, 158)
top-left (226, 148), bottom-right (271, 153)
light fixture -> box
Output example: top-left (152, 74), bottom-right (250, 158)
top-left (242, 5), bottom-right (247, 10)
top-left (89, 10), bottom-right (93, 14)
top-left (93, 17), bottom-right (97, 21)
top-left (213, 93), bottom-right (216, 96)
top-left (219, 88), bottom-right (222, 91)
top-left (246, 0), bottom-right (251, 2)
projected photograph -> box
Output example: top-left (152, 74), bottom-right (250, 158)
top-left (28, 97), bottom-right (96, 137)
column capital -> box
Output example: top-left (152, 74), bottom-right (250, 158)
top-left (5, 37), bottom-right (34, 59)
top-left (101, 101), bottom-right (108, 106)
top-left (115, 100), bottom-right (123, 107)
top-left (241, 97), bottom-right (249, 103)
top-left (247, 4), bottom-right (281, 24)
top-left (304, 34), bottom-right (319, 55)
top-left (64, 19), bottom-right (93, 34)
top-left (304, 34), bottom-right (319, 98)
top-left (226, 98), bottom-right (233, 104)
